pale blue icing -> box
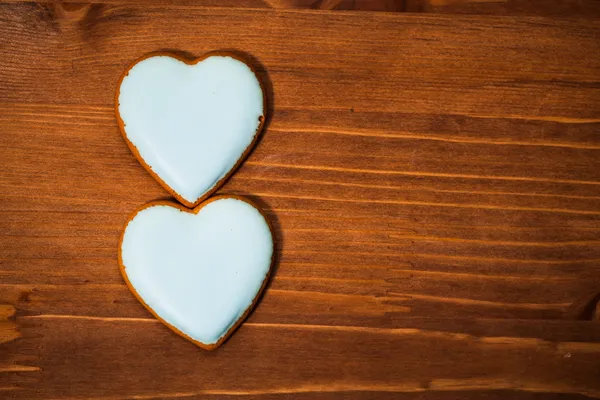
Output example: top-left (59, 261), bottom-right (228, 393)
top-left (120, 198), bottom-right (273, 345)
top-left (118, 55), bottom-right (264, 204)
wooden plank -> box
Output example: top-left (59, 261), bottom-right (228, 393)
top-left (2, 316), bottom-right (600, 399)
top-left (0, 0), bottom-right (399, 8)
top-left (1, 3), bottom-right (600, 399)
top-left (3, 1), bottom-right (600, 17)
top-left (2, 5), bottom-right (600, 121)
top-left (405, 0), bottom-right (600, 17)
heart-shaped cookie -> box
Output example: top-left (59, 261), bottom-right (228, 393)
top-left (116, 52), bottom-right (266, 208)
top-left (119, 195), bottom-right (274, 350)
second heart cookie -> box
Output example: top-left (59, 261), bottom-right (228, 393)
top-left (116, 52), bottom-right (266, 208)
top-left (119, 195), bottom-right (274, 350)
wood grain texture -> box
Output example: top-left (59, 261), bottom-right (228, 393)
top-left (405, 0), bottom-right (600, 17)
top-left (4, 0), bottom-right (600, 17)
top-left (1, 2), bottom-right (600, 399)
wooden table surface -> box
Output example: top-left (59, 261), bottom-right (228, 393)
top-left (2, 1), bottom-right (600, 399)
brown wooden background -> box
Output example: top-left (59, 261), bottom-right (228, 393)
top-left (2, 1), bottom-right (600, 399)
